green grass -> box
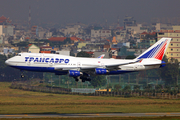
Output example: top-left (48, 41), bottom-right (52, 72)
top-left (0, 82), bottom-right (180, 114)
top-left (1, 117), bottom-right (180, 120)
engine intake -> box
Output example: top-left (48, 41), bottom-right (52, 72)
top-left (95, 68), bottom-right (109, 75)
top-left (69, 70), bottom-right (82, 77)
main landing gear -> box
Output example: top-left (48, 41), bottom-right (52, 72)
top-left (73, 76), bottom-right (91, 82)
top-left (73, 77), bottom-right (79, 82)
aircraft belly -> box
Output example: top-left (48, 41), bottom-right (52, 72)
top-left (109, 70), bottom-right (134, 75)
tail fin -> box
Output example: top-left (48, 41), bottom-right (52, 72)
top-left (135, 38), bottom-right (171, 60)
top-left (97, 54), bottom-right (105, 59)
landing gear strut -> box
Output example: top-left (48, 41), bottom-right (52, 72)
top-left (80, 76), bottom-right (91, 82)
top-left (82, 79), bottom-right (85, 82)
top-left (73, 76), bottom-right (91, 82)
top-left (73, 77), bottom-right (79, 82)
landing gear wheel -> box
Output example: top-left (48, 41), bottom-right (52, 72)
top-left (21, 74), bottom-right (25, 78)
top-left (73, 77), bottom-right (79, 82)
top-left (20, 70), bottom-right (25, 78)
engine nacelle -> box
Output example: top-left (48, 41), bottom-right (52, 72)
top-left (69, 70), bottom-right (82, 77)
top-left (160, 61), bottom-right (166, 68)
top-left (95, 68), bottom-right (108, 75)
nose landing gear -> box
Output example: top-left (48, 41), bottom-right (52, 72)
top-left (20, 70), bottom-right (25, 78)
top-left (21, 74), bottom-right (25, 78)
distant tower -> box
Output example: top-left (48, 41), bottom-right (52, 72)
top-left (117, 16), bottom-right (120, 27)
top-left (28, 6), bottom-right (31, 29)
top-left (105, 19), bottom-right (108, 29)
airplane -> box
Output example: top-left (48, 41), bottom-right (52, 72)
top-left (5, 38), bottom-right (171, 82)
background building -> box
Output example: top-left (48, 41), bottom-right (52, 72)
top-left (0, 15), bottom-right (14, 37)
top-left (157, 26), bottom-right (180, 61)
top-left (28, 44), bottom-right (40, 53)
top-left (123, 16), bottom-right (136, 29)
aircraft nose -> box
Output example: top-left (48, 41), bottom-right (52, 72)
top-left (5, 59), bottom-right (10, 65)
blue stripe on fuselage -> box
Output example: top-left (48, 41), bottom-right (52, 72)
top-left (10, 66), bottom-right (68, 75)
top-left (10, 66), bottom-right (135, 76)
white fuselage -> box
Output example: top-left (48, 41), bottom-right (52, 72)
top-left (5, 53), bottom-right (161, 75)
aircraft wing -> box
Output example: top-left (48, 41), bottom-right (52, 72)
top-left (81, 61), bottom-right (138, 71)
top-left (55, 65), bottom-right (100, 71)
top-left (55, 60), bottom-right (138, 71)
top-left (143, 63), bottom-right (167, 66)
top-left (55, 67), bottom-right (77, 71)
top-left (105, 61), bottom-right (138, 68)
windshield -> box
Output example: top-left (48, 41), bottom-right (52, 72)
top-left (17, 53), bottom-right (21, 56)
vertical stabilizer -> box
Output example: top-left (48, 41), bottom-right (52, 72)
top-left (135, 38), bottom-right (171, 60)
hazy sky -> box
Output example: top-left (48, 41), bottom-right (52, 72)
top-left (0, 0), bottom-right (180, 26)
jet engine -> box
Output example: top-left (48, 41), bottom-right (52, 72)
top-left (160, 61), bottom-right (166, 68)
top-left (95, 68), bottom-right (109, 75)
top-left (69, 70), bottom-right (82, 77)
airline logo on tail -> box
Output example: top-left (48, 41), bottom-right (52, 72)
top-left (97, 54), bottom-right (105, 59)
top-left (137, 38), bottom-right (170, 60)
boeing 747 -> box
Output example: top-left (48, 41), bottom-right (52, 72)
top-left (5, 38), bottom-right (171, 82)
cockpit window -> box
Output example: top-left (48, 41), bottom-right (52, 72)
top-left (17, 53), bottom-right (21, 56)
